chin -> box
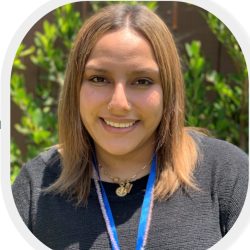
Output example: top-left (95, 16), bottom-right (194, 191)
top-left (100, 144), bottom-right (136, 156)
top-left (106, 149), bottom-right (133, 156)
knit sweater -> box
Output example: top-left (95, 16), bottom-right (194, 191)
top-left (12, 134), bottom-right (248, 250)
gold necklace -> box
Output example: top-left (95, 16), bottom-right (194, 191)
top-left (99, 163), bottom-right (148, 197)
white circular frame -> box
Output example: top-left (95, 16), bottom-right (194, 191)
top-left (1, 0), bottom-right (249, 249)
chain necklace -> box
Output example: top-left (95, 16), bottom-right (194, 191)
top-left (98, 163), bottom-right (148, 197)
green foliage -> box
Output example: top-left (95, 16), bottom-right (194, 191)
top-left (184, 39), bottom-right (247, 147)
top-left (13, 44), bottom-right (35, 70)
top-left (11, 4), bottom-right (83, 177)
top-left (184, 41), bottom-right (209, 126)
top-left (205, 13), bottom-right (248, 150)
top-left (205, 13), bottom-right (247, 78)
top-left (31, 4), bottom-right (82, 86)
top-left (184, 12), bottom-right (248, 150)
top-left (10, 140), bottom-right (22, 184)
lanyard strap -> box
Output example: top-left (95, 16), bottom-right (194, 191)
top-left (93, 154), bottom-right (157, 250)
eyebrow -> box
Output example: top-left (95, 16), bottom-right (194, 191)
top-left (84, 66), bottom-right (159, 74)
top-left (84, 66), bottom-right (108, 74)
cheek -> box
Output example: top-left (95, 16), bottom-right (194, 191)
top-left (80, 84), bottom-right (104, 113)
top-left (79, 84), bottom-right (109, 126)
top-left (140, 89), bottom-right (163, 129)
top-left (80, 85), bottom-right (95, 106)
top-left (79, 85), bottom-right (97, 125)
top-left (145, 90), bottom-right (163, 115)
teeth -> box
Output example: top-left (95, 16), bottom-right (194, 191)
top-left (104, 119), bottom-right (136, 128)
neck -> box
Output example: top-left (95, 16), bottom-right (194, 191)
top-left (95, 142), bottom-right (155, 182)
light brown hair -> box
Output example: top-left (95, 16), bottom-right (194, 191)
top-left (47, 4), bottom-right (199, 205)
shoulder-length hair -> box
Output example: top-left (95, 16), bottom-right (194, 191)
top-left (47, 4), bottom-right (199, 205)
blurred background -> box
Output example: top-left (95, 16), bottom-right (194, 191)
top-left (11, 1), bottom-right (248, 182)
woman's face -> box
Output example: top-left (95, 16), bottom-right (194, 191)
top-left (80, 28), bottom-right (163, 157)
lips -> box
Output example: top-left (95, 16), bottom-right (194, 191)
top-left (100, 118), bottom-right (139, 129)
top-left (103, 119), bottom-right (136, 128)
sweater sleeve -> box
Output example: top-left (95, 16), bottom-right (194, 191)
top-left (217, 142), bottom-right (248, 236)
top-left (12, 163), bottom-right (33, 231)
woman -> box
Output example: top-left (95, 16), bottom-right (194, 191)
top-left (12, 4), bottom-right (248, 250)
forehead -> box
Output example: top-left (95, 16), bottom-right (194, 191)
top-left (86, 28), bottom-right (158, 69)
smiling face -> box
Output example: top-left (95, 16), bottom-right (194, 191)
top-left (80, 28), bottom-right (163, 159)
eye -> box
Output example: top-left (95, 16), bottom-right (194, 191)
top-left (133, 78), bottom-right (153, 86)
top-left (89, 76), bottom-right (109, 84)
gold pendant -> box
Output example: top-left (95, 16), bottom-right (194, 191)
top-left (116, 182), bottom-right (133, 197)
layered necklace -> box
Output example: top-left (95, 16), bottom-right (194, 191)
top-left (99, 162), bottom-right (148, 197)
top-left (92, 153), bottom-right (157, 250)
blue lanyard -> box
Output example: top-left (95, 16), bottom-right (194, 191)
top-left (93, 154), bottom-right (157, 250)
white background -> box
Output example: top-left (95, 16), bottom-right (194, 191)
top-left (0, 0), bottom-right (249, 249)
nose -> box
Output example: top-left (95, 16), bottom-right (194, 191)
top-left (108, 83), bottom-right (131, 113)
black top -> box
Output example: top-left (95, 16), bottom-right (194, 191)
top-left (12, 134), bottom-right (248, 249)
